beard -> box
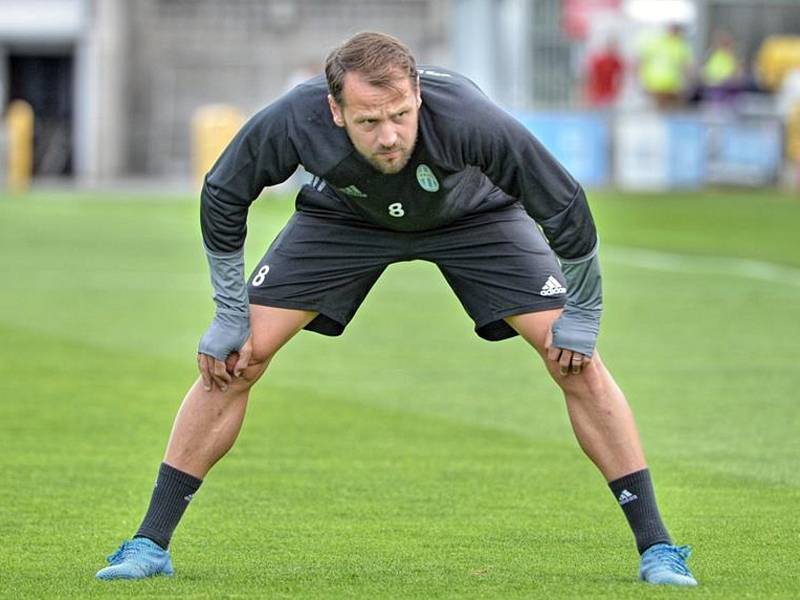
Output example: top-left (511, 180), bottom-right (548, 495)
top-left (366, 143), bottom-right (415, 174)
top-left (342, 124), bottom-right (417, 174)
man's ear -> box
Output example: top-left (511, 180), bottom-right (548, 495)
top-left (327, 94), bottom-right (345, 127)
top-left (416, 76), bottom-right (422, 108)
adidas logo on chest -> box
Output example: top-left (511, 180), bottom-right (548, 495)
top-left (338, 185), bottom-right (367, 198)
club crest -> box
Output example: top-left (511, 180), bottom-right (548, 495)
top-left (416, 164), bottom-right (439, 193)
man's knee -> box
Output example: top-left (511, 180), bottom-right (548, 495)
top-left (549, 355), bottom-right (610, 400)
top-left (229, 305), bottom-right (315, 391)
top-left (233, 348), bottom-right (274, 388)
top-left (249, 340), bottom-right (277, 367)
top-left (222, 346), bottom-right (273, 393)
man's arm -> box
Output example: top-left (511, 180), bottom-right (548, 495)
top-left (535, 183), bottom-right (603, 371)
top-left (455, 93), bottom-right (602, 367)
top-left (197, 98), bottom-right (300, 390)
top-left (548, 241), bottom-right (602, 375)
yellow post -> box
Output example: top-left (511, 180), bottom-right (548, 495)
top-left (788, 101), bottom-right (800, 162)
top-left (788, 101), bottom-right (800, 189)
top-left (191, 104), bottom-right (245, 190)
top-left (756, 36), bottom-right (800, 91)
top-left (6, 100), bottom-right (34, 194)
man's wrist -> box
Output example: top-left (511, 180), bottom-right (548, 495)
top-left (198, 310), bottom-right (250, 360)
top-left (200, 244), bottom-right (250, 359)
top-left (205, 245), bottom-right (249, 313)
top-left (553, 240), bottom-right (603, 356)
top-left (558, 240), bottom-right (602, 312)
top-left (551, 304), bottom-right (600, 357)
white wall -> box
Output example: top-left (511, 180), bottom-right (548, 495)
top-left (0, 0), bottom-right (84, 41)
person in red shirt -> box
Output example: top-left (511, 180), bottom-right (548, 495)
top-left (585, 38), bottom-right (625, 107)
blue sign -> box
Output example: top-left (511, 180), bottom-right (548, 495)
top-left (665, 116), bottom-right (705, 187)
top-left (512, 110), bottom-right (782, 190)
top-left (705, 120), bottom-right (782, 185)
top-left (512, 111), bottom-right (610, 187)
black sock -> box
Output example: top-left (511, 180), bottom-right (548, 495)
top-left (134, 462), bottom-right (202, 549)
top-left (608, 468), bottom-right (671, 554)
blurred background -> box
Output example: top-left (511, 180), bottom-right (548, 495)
top-left (1, 0), bottom-right (800, 192)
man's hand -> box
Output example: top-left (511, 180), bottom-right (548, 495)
top-left (545, 327), bottom-right (590, 376)
top-left (197, 337), bottom-right (252, 392)
top-left (548, 300), bottom-right (601, 366)
top-left (197, 310), bottom-right (251, 391)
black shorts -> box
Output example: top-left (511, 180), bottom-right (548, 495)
top-left (247, 204), bottom-right (567, 341)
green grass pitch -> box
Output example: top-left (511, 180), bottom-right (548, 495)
top-left (0, 188), bottom-right (798, 598)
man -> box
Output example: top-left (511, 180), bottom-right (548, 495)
top-left (585, 37), bottom-right (624, 108)
top-left (701, 30), bottom-right (742, 103)
top-left (96, 32), bottom-right (696, 586)
top-left (639, 23), bottom-right (694, 109)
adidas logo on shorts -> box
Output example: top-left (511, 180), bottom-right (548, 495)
top-left (539, 275), bottom-right (566, 296)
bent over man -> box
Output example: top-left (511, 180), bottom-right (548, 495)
top-left (97, 32), bottom-right (697, 586)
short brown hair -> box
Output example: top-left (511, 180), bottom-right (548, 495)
top-left (325, 31), bottom-right (418, 106)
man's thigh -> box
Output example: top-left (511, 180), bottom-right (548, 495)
top-left (419, 205), bottom-right (567, 341)
top-left (248, 305), bottom-right (319, 361)
top-left (504, 309), bottom-right (560, 356)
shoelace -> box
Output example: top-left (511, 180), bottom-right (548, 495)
top-left (106, 540), bottom-right (140, 565)
top-left (647, 545), bottom-right (693, 576)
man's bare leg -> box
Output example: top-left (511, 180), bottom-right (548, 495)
top-left (505, 309), bottom-right (677, 561)
top-left (505, 309), bottom-right (645, 480)
top-left (98, 306), bottom-right (318, 580)
top-left (164, 306), bottom-right (318, 478)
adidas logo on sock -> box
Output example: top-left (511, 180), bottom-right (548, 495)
top-left (184, 493), bottom-right (195, 502)
top-left (618, 489), bottom-right (638, 505)
top-left (539, 275), bottom-right (566, 296)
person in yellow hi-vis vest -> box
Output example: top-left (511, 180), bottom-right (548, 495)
top-left (639, 24), bottom-right (694, 109)
top-left (702, 30), bottom-right (742, 103)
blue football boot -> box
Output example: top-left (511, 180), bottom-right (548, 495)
top-left (639, 543), bottom-right (698, 586)
top-left (95, 538), bottom-right (174, 580)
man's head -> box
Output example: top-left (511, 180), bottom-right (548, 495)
top-left (325, 32), bottom-right (421, 174)
top-left (668, 23), bottom-right (685, 38)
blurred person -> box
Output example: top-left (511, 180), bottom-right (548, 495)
top-left (638, 23), bottom-right (694, 109)
top-left (95, 32), bottom-right (697, 587)
top-left (585, 37), bottom-right (625, 108)
top-left (776, 67), bottom-right (800, 117)
top-left (701, 30), bottom-right (743, 103)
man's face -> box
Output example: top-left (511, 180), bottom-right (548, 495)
top-left (328, 71), bottom-right (421, 174)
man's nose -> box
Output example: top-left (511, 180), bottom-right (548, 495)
top-left (376, 123), bottom-right (398, 148)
